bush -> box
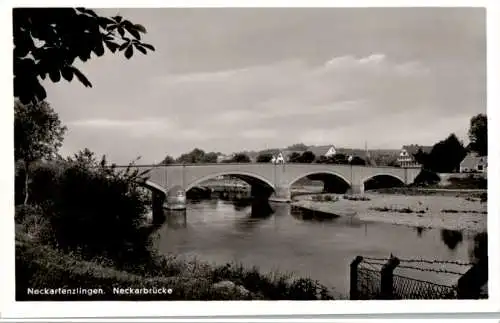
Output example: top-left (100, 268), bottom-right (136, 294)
top-left (26, 159), bottom-right (153, 271)
top-left (413, 169), bottom-right (441, 186)
top-left (15, 238), bottom-right (335, 300)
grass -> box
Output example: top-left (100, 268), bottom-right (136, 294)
top-left (15, 231), bottom-right (335, 301)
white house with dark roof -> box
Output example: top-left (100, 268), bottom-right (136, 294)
top-left (271, 145), bottom-right (338, 163)
top-left (307, 145), bottom-right (337, 158)
top-left (460, 153), bottom-right (487, 173)
top-left (397, 145), bottom-right (433, 168)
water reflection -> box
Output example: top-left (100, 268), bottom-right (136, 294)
top-left (250, 200), bottom-right (274, 218)
top-left (440, 229), bottom-right (464, 250)
top-left (156, 198), bottom-right (482, 296)
top-left (233, 198), bottom-right (253, 211)
top-left (415, 226), bottom-right (426, 237)
top-left (165, 209), bottom-right (187, 229)
top-left (233, 200), bottom-right (275, 232)
top-left (469, 232), bottom-right (488, 263)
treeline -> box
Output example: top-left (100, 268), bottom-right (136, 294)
top-left (161, 147), bottom-right (369, 165)
top-left (413, 113), bottom-right (487, 174)
top-left (160, 149), bottom-right (251, 165)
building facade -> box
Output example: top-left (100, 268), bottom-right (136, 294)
top-left (460, 153), bottom-right (487, 173)
top-left (397, 145), bottom-right (432, 168)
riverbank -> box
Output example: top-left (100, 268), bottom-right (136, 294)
top-left (15, 231), bottom-right (335, 300)
top-left (292, 192), bottom-right (487, 233)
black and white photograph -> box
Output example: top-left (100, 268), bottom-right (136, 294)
top-left (3, 2), bottom-right (499, 320)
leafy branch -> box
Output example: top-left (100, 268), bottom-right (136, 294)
top-left (13, 8), bottom-right (156, 105)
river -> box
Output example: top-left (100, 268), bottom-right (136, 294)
top-left (154, 198), bottom-right (479, 297)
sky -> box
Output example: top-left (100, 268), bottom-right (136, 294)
top-left (43, 7), bottom-right (486, 164)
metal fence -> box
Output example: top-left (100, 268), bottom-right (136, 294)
top-left (350, 255), bottom-right (487, 300)
top-left (391, 273), bottom-right (457, 299)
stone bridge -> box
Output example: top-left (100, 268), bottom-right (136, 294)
top-left (121, 163), bottom-right (420, 208)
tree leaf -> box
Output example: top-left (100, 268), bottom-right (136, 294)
top-left (48, 69), bottom-right (61, 82)
top-left (105, 40), bottom-right (119, 53)
top-left (61, 66), bottom-right (73, 81)
top-left (118, 41), bottom-right (129, 51)
top-left (118, 26), bottom-right (125, 38)
top-left (134, 24), bottom-right (147, 33)
top-left (141, 43), bottom-right (155, 51)
top-left (134, 43), bottom-right (147, 54)
top-left (94, 42), bottom-right (105, 57)
top-left (124, 45), bottom-right (133, 59)
top-left (126, 26), bottom-right (141, 40)
top-left (98, 16), bottom-right (115, 28)
top-left (113, 15), bottom-right (122, 23)
top-left (70, 67), bottom-right (92, 87)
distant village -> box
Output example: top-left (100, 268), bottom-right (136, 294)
top-left (213, 144), bottom-right (487, 174)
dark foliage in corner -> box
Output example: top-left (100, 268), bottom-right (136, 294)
top-left (13, 8), bottom-right (155, 104)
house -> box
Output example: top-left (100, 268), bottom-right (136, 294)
top-left (397, 145), bottom-right (433, 168)
top-left (307, 145), bottom-right (337, 158)
top-left (271, 151), bottom-right (286, 164)
top-left (271, 150), bottom-right (303, 164)
top-left (460, 153), bottom-right (487, 173)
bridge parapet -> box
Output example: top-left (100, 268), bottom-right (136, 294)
top-left (114, 163), bottom-right (421, 204)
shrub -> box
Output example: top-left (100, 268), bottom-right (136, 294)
top-left (15, 238), bottom-right (335, 300)
top-left (26, 158), bottom-right (153, 271)
top-left (15, 240), bottom-right (253, 301)
top-left (413, 169), bottom-right (440, 186)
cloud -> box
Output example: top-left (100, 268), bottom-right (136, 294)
top-left (55, 52), bottom-right (479, 163)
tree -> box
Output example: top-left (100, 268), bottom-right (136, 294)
top-left (299, 151), bottom-right (316, 163)
top-left (425, 134), bottom-right (468, 173)
top-left (350, 156), bottom-right (366, 165)
top-left (288, 152), bottom-right (302, 163)
top-left (329, 153), bottom-right (348, 164)
top-left (256, 153), bottom-right (273, 163)
top-left (286, 143), bottom-right (309, 151)
top-left (71, 147), bottom-right (98, 166)
top-left (13, 8), bottom-right (155, 105)
top-left (316, 155), bottom-right (328, 164)
top-left (160, 155), bottom-right (175, 165)
top-left (201, 152), bottom-right (218, 163)
top-left (231, 153), bottom-right (251, 163)
top-left (413, 149), bottom-right (429, 166)
top-left (176, 148), bottom-right (206, 164)
top-left (468, 114), bottom-right (487, 156)
top-left (15, 100), bottom-right (67, 204)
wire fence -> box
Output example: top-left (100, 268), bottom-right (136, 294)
top-left (391, 274), bottom-right (457, 299)
top-left (356, 265), bottom-right (382, 300)
top-left (352, 255), bottom-right (485, 300)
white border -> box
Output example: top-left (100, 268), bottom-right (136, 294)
top-left (1, 0), bottom-right (499, 319)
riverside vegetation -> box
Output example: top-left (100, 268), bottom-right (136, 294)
top-left (15, 155), bottom-right (334, 300)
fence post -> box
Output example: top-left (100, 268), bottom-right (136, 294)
top-left (380, 256), bottom-right (400, 299)
top-left (457, 257), bottom-right (488, 299)
top-left (350, 256), bottom-right (364, 300)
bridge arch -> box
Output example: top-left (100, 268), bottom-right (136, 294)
top-left (140, 180), bottom-right (167, 195)
top-left (362, 173), bottom-right (405, 191)
top-left (185, 171), bottom-right (276, 193)
top-left (361, 173), bottom-right (405, 185)
top-left (288, 171), bottom-right (352, 188)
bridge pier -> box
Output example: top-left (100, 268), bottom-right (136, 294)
top-left (349, 183), bottom-right (365, 195)
top-left (165, 186), bottom-right (187, 211)
top-left (269, 186), bottom-right (291, 203)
